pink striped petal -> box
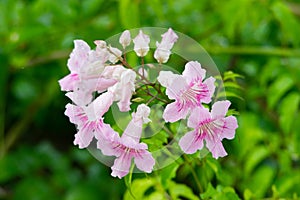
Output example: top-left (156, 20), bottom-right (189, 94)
top-left (179, 130), bottom-right (204, 154)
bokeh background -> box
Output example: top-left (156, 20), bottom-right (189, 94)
top-left (1, 0), bottom-right (300, 199)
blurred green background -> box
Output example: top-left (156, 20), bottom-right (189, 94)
top-left (1, 0), bottom-right (300, 199)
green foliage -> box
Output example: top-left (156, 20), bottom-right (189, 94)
top-left (1, 0), bottom-right (300, 199)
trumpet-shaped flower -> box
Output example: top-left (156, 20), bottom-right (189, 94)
top-left (179, 100), bottom-right (238, 159)
top-left (97, 104), bottom-right (155, 178)
top-left (133, 30), bottom-right (150, 57)
top-left (59, 40), bottom-right (116, 93)
top-left (157, 61), bottom-right (215, 122)
top-left (64, 91), bottom-right (114, 148)
top-left (154, 28), bottom-right (178, 63)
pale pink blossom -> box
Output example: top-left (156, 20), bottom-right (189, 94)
top-left (59, 40), bottom-right (115, 93)
top-left (97, 104), bottom-right (155, 178)
top-left (103, 65), bottom-right (136, 111)
top-left (154, 28), bottom-right (178, 63)
top-left (119, 30), bottom-right (131, 49)
top-left (157, 61), bottom-right (216, 122)
top-left (179, 100), bottom-right (238, 159)
top-left (64, 91), bottom-right (114, 148)
top-left (133, 30), bottom-right (150, 57)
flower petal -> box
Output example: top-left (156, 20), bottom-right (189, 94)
top-left (201, 76), bottom-right (216, 104)
top-left (205, 138), bottom-right (227, 159)
top-left (95, 78), bottom-right (117, 93)
top-left (154, 48), bottom-right (171, 63)
top-left (134, 150), bottom-right (155, 173)
top-left (133, 30), bottom-right (150, 57)
top-left (119, 30), bottom-right (131, 49)
top-left (65, 90), bottom-right (93, 107)
top-left (160, 28), bottom-right (178, 49)
top-left (211, 100), bottom-right (231, 119)
top-left (220, 116), bottom-right (238, 140)
top-left (64, 103), bottom-right (87, 126)
top-left (165, 76), bottom-right (187, 100)
top-left (187, 106), bottom-right (211, 128)
top-left (91, 91), bottom-right (114, 117)
top-left (182, 61), bottom-right (206, 83)
top-left (58, 73), bottom-right (79, 91)
top-left (122, 119), bottom-right (143, 144)
top-left (157, 71), bottom-right (180, 88)
top-left (179, 130), bottom-right (204, 154)
top-left (67, 40), bottom-right (90, 72)
top-left (163, 102), bottom-right (189, 122)
top-left (111, 153), bottom-right (132, 178)
top-left (96, 125), bottom-right (121, 156)
top-left (73, 126), bottom-right (94, 149)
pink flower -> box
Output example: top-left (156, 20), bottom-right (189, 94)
top-left (157, 61), bottom-right (216, 122)
top-left (179, 100), bottom-right (238, 159)
top-left (59, 40), bottom-right (116, 93)
top-left (58, 40), bottom-right (90, 91)
top-left (64, 91), bottom-right (114, 148)
top-left (119, 30), bottom-right (131, 49)
top-left (97, 104), bottom-right (155, 178)
top-left (103, 65), bottom-right (136, 112)
top-left (133, 30), bottom-right (150, 57)
top-left (154, 28), bottom-right (178, 63)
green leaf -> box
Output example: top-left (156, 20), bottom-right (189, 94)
top-left (160, 162), bottom-right (180, 188)
top-left (243, 189), bottom-right (254, 200)
top-left (271, 1), bottom-right (300, 46)
top-left (223, 71), bottom-right (244, 81)
top-left (201, 183), bottom-right (217, 199)
top-left (267, 75), bottom-right (294, 109)
top-left (246, 165), bottom-right (276, 198)
top-left (224, 81), bottom-right (242, 89)
top-left (226, 109), bottom-right (240, 116)
top-left (259, 58), bottom-right (281, 87)
top-left (131, 97), bottom-right (145, 103)
top-left (217, 91), bottom-right (243, 100)
top-left (201, 183), bottom-right (240, 200)
top-left (168, 181), bottom-right (200, 200)
top-left (123, 178), bottom-right (158, 200)
top-left (275, 173), bottom-right (300, 196)
top-left (244, 146), bottom-right (270, 175)
top-left (279, 92), bottom-right (300, 134)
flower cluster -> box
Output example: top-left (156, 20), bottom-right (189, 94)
top-left (59, 28), bottom-right (238, 178)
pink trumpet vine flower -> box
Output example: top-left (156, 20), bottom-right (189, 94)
top-left (97, 104), bottom-right (155, 178)
top-left (157, 61), bottom-right (216, 122)
top-left (179, 100), bottom-right (238, 159)
top-left (64, 91), bottom-right (114, 148)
